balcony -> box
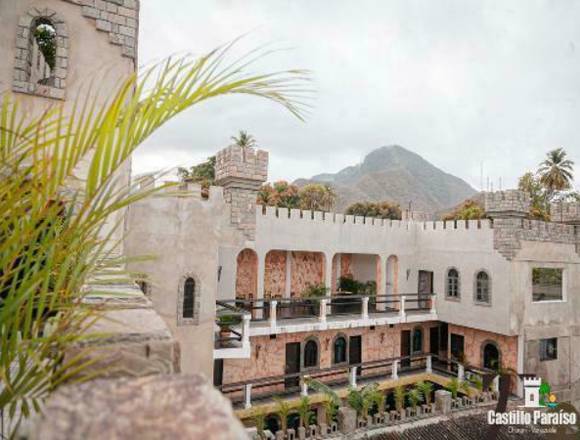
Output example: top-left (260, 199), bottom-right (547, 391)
top-left (214, 301), bottom-right (251, 360)
top-left (218, 354), bottom-right (499, 412)
top-left (217, 293), bottom-right (436, 337)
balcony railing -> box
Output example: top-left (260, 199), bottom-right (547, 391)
top-left (218, 354), bottom-right (497, 409)
top-left (218, 293), bottom-right (435, 327)
top-left (214, 301), bottom-right (251, 357)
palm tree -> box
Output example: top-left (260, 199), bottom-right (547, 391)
top-left (445, 378), bottom-right (470, 399)
top-left (394, 386), bottom-right (406, 411)
top-left (297, 396), bottom-right (312, 429)
top-left (406, 388), bottom-right (423, 411)
top-left (538, 148), bottom-right (575, 197)
top-left (231, 130), bottom-right (257, 149)
top-left (273, 397), bottom-right (291, 432)
top-left (0, 44), bottom-right (309, 436)
top-left (415, 381), bottom-right (434, 405)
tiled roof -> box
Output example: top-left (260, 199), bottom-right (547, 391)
top-left (370, 413), bottom-right (549, 440)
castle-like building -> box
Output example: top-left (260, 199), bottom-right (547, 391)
top-left (125, 143), bottom-right (580, 425)
top-left (2, 0), bottom-right (580, 436)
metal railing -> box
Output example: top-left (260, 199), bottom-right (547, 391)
top-left (217, 293), bottom-right (435, 327)
top-left (215, 301), bottom-right (250, 350)
top-left (218, 353), bottom-right (491, 409)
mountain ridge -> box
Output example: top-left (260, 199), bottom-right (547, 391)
top-left (294, 145), bottom-right (476, 215)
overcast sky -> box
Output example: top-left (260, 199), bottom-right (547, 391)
top-left (134, 0), bottom-right (580, 191)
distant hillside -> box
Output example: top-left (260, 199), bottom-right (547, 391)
top-left (294, 145), bottom-right (476, 215)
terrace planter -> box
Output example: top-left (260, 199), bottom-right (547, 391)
top-left (286, 428), bottom-right (295, 440)
top-left (356, 417), bottom-right (367, 428)
top-left (329, 422), bottom-right (338, 434)
top-left (366, 415), bottom-right (374, 426)
top-left (373, 412), bottom-right (386, 425)
top-left (275, 430), bottom-right (285, 440)
top-left (389, 410), bottom-right (400, 422)
top-left (318, 423), bottom-right (327, 438)
top-left (308, 425), bottom-right (318, 438)
top-left (399, 408), bottom-right (406, 420)
top-left (297, 426), bottom-right (306, 440)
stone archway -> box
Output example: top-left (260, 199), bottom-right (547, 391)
top-left (482, 341), bottom-right (501, 370)
top-left (235, 249), bottom-right (258, 300)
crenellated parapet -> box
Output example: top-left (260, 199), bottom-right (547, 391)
top-left (550, 201), bottom-right (580, 225)
top-left (215, 145), bottom-right (268, 240)
top-left (484, 190), bottom-right (579, 259)
top-left (484, 190), bottom-right (530, 219)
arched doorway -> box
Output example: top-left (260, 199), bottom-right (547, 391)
top-left (482, 342), bottom-right (500, 370)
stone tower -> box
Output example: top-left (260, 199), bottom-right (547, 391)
top-left (484, 190), bottom-right (531, 260)
top-left (215, 145), bottom-right (268, 240)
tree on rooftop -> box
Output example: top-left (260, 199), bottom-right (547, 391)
top-left (257, 180), bottom-right (301, 209)
top-left (177, 155), bottom-right (216, 197)
top-left (538, 148), bottom-right (574, 198)
top-left (517, 172), bottom-right (550, 220)
top-left (0, 42), bottom-right (310, 435)
top-left (441, 199), bottom-right (485, 221)
top-left (230, 130), bottom-right (257, 149)
top-left (345, 201), bottom-right (402, 220)
top-left (298, 183), bottom-right (336, 212)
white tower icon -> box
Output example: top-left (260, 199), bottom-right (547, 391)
top-left (524, 377), bottom-right (541, 407)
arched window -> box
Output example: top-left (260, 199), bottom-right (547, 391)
top-left (13, 9), bottom-right (68, 99)
top-left (446, 268), bottom-right (460, 298)
top-left (482, 343), bottom-right (500, 369)
top-left (412, 327), bottom-right (423, 354)
top-left (333, 336), bottom-right (347, 364)
top-left (183, 277), bottom-right (195, 318)
top-left (304, 340), bottom-right (318, 368)
top-left (475, 271), bottom-right (491, 304)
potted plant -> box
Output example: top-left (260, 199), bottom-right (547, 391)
top-left (394, 385), bottom-right (406, 419)
top-left (304, 377), bottom-right (340, 435)
top-left (297, 396), bottom-right (313, 432)
top-left (415, 381), bottom-right (433, 406)
top-left (406, 388), bottom-right (422, 417)
top-left (217, 313), bottom-right (241, 342)
top-left (273, 396), bottom-right (291, 437)
top-left (253, 408), bottom-right (266, 440)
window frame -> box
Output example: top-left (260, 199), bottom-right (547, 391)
top-left (412, 326), bottom-right (423, 354)
top-left (532, 267), bottom-right (565, 303)
top-left (445, 267), bottom-right (461, 300)
top-left (332, 334), bottom-right (348, 365)
top-left (302, 337), bottom-right (320, 370)
top-left (177, 273), bottom-right (200, 326)
top-left (474, 270), bottom-right (491, 305)
top-left (539, 338), bottom-right (558, 361)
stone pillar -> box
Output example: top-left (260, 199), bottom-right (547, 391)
top-left (319, 299), bottom-right (328, 323)
top-left (324, 252), bottom-right (333, 293)
top-left (242, 314), bottom-right (251, 346)
top-left (399, 296), bottom-right (406, 319)
top-left (285, 250), bottom-right (292, 298)
top-left (434, 390), bottom-right (452, 414)
top-left (337, 407), bottom-right (357, 434)
top-left (301, 378), bottom-right (308, 397)
top-left (256, 252), bottom-right (266, 319)
top-left (362, 296), bottom-right (369, 320)
top-left (377, 255), bottom-right (386, 311)
top-left (492, 375), bottom-right (500, 393)
top-left (457, 364), bottom-right (465, 381)
top-left (269, 300), bottom-right (277, 330)
top-left (215, 145), bottom-right (268, 240)
top-left (392, 361), bottom-right (398, 380)
top-left (349, 367), bottom-right (357, 387)
top-left (426, 355), bottom-right (432, 373)
top-left (244, 384), bottom-right (252, 409)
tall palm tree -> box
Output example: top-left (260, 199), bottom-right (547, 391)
top-left (538, 148), bottom-right (575, 197)
top-left (231, 130), bottom-right (257, 149)
top-left (0, 44), bottom-right (309, 436)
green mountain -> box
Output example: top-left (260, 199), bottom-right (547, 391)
top-left (294, 145), bottom-right (476, 215)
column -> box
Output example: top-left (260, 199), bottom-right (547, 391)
top-left (269, 300), bottom-right (277, 330)
top-left (255, 251), bottom-right (266, 319)
top-left (392, 360), bottom-right (399, 380)
top-left (362, 297), bottom-right (369, 320)
top-left (377, 255), bottom-right (386, 311)
top-left (301, 378), bottom-right (309, 397)
top-left (319, 298), bottom-right (328, 323)
top-left (426, 355), bottom-right (432, 373)
top-left (349, 367), bottom-right (357, 387)
top-left (324, 252), bottom-right (333, 292)
top-left (244, 384), bottom-right (252, 409)
top-left (242, 314), bottom-right (251, 346)
top-left (284, 250), bottom-right (292, 298)
top-left (399, 296), bottom-right (406, 319)
top-left (457, 364), bottom-right (465, 381)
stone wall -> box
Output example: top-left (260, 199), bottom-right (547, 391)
top-left (448, 324), bottom-right (518, 371)
top-left (290, 251), bottom-right (325, 296)
top-left (222, 322), bottom-right (437, 387)
top-left (235, 249), bottom-right (258, 299)
top-left (264, 250), bottom-right (287, 298)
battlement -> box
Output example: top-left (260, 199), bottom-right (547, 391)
top-left (257, 205), bottom-right (493, 232)
top-left (484, 190), bottom-right (530, 218)
top-left (523, 377), bottom-right (541, 388)
top-left (135, 176), bottom-right (225, 204)
top-left (550, 201), bottom-right (580, 225)
top-left (215, 145), bottom-right (268, 189)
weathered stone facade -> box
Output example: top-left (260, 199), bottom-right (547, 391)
top-left (236, 249), bottom-right (258, 299)
top-left (215, 145), bottom-right (268, 240)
